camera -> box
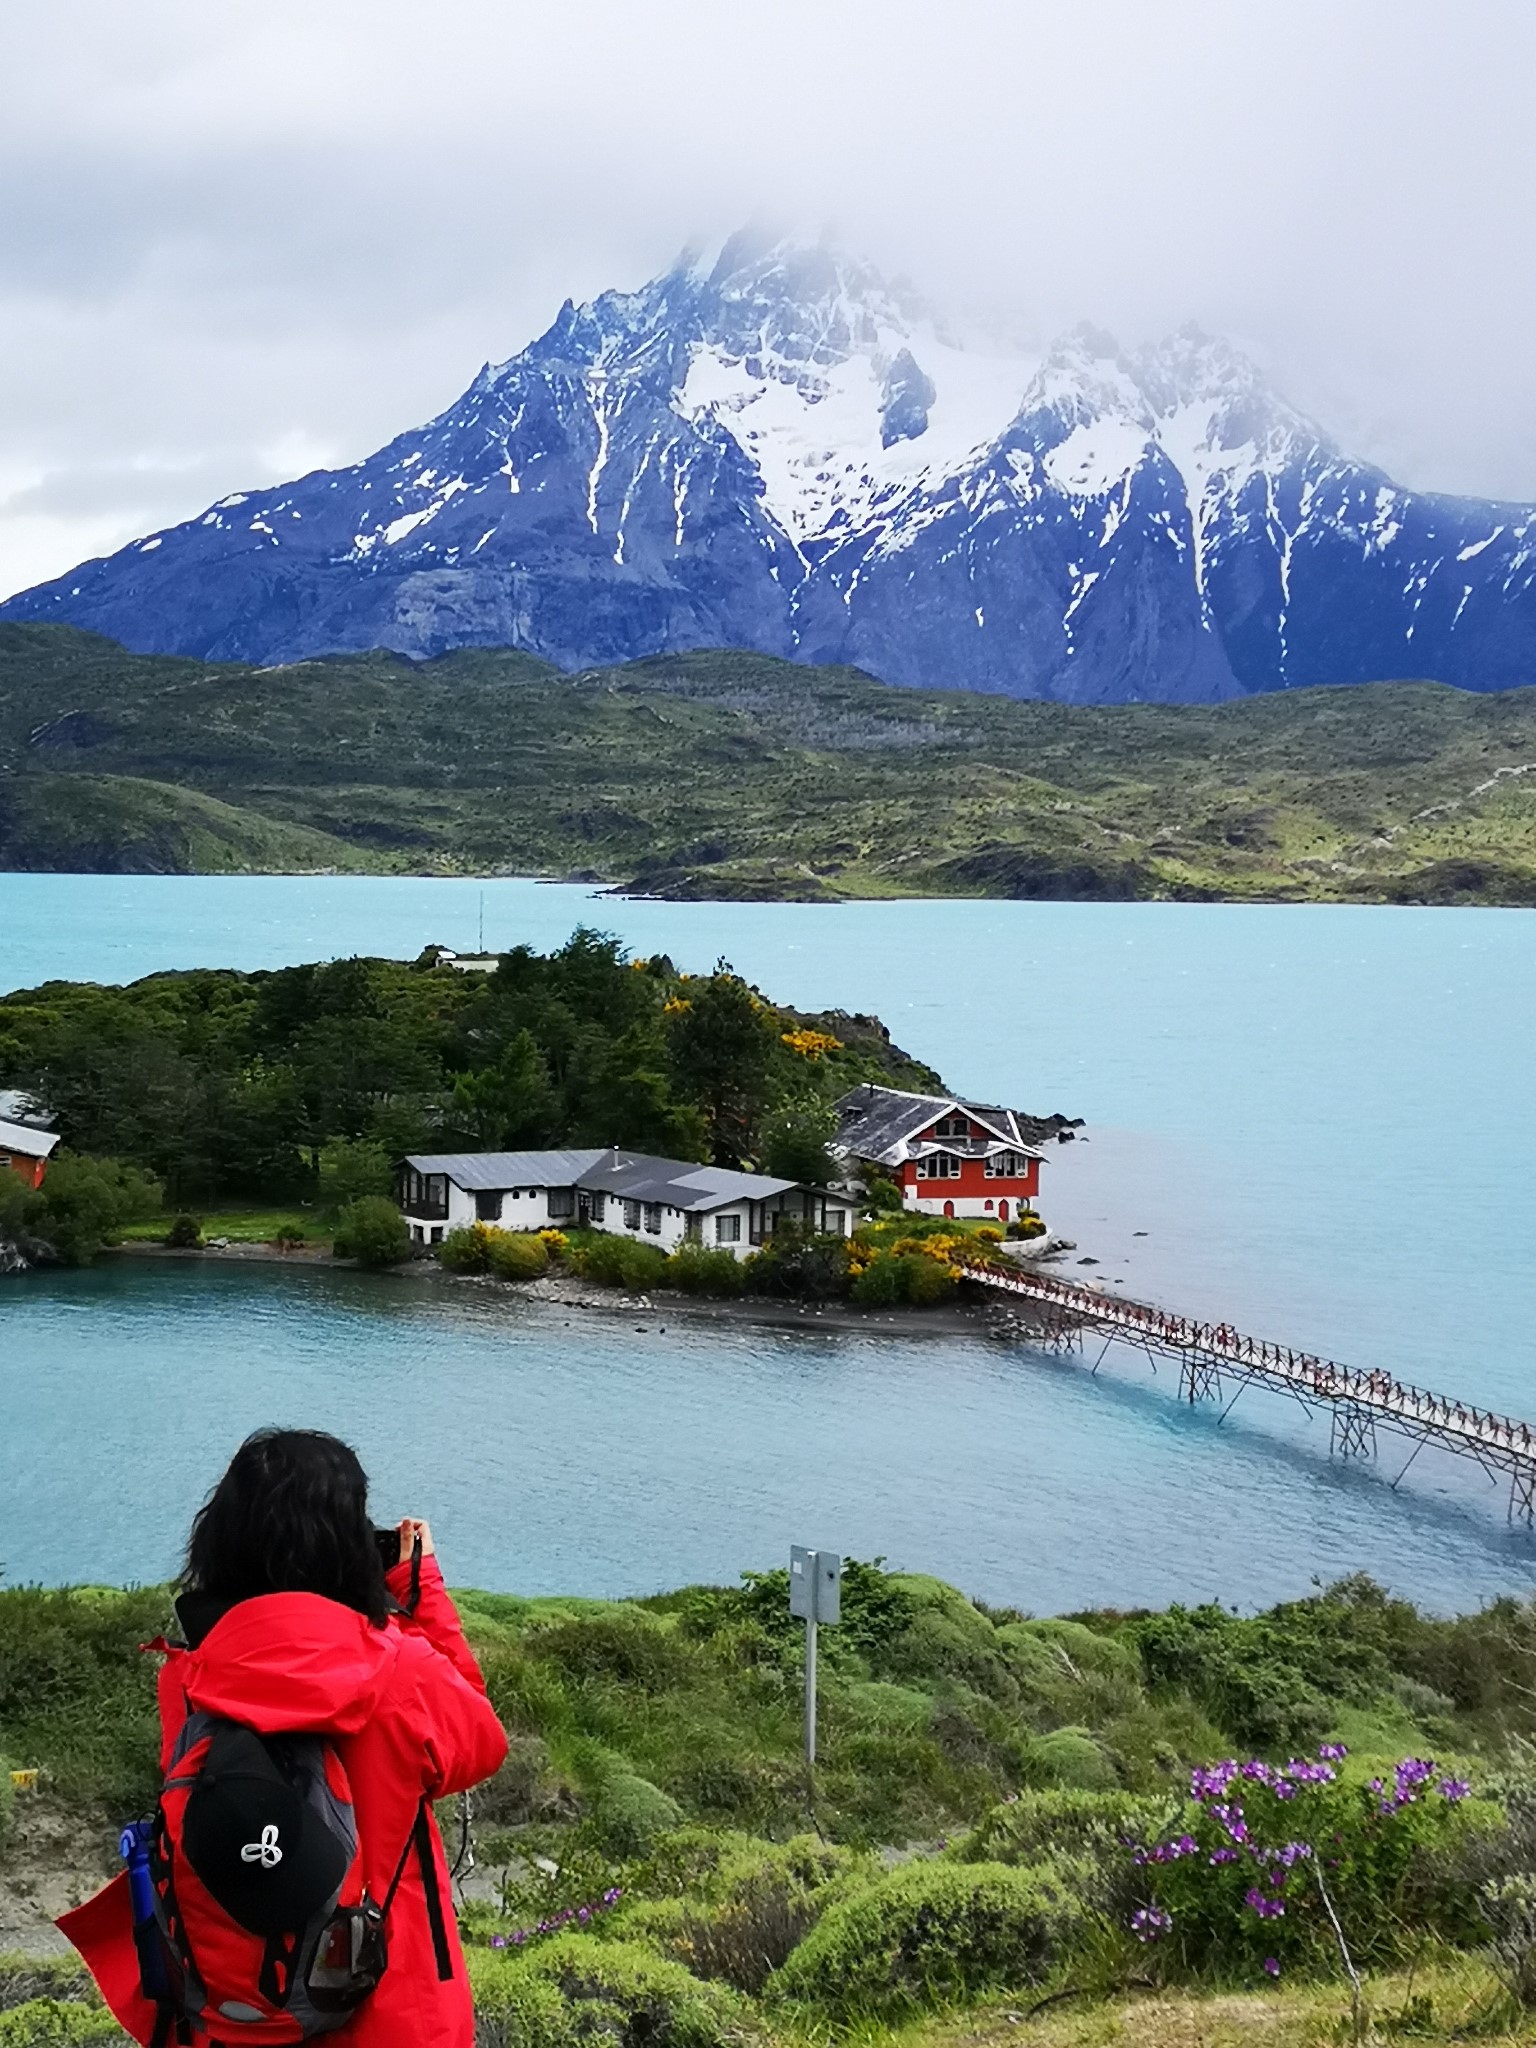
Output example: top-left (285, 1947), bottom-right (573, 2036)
top-left (373, 1525), bottom-right (403, 1569)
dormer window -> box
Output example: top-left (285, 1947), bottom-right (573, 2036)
top-left (916, 1152), bottom-right (961, 1179)
top-left (933, 1112), bottom-right (971, 1140)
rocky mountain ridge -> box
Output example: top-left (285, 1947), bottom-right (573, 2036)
top-left (4, 230), bottom-right (1532, 703)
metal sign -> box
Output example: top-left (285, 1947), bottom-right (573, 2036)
top-left (790, 1546), bottom-right (841, 1622)
top-left (790, 1547), bottom-right (842, 1768)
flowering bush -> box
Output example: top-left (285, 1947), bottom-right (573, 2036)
top-left (1127, 1746), bottom-right (1486, 1980)
top-left (486, 1230), bottom-right (549, 1282)
top-left (779, 1029), bottom-right (844, 1060)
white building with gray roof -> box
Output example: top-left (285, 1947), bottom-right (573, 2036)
top-left (397, 1147), bottom-right (849, 1256)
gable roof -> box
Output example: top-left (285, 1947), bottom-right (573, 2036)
top-left (401, 1148), bottom-right (808, 1213)
top-left (0, 1117), bottom-right (60, 1161)
top-left (830, 1085), bottom-right (1042, 1166)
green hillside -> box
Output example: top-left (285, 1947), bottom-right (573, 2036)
top-left (4, 1566), bottom-right (1536, 2045)
top-left (3, 624), bottom-right (1535, 901)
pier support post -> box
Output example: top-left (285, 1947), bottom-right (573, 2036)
top-left (1331, 1404), bottom-right (1377, 1462)
top-left (1510, 1466), bottom-right (1536, 1528)
top-left (1180, 1356), bottom-right (1222, 1404)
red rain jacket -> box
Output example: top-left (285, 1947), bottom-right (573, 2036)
top-left (60, 1557), bottom-right (508, 2046)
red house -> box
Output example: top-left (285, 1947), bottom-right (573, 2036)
top-left (832, 1085), bottom-right (1043, 1222)
top-left (0, 1090), bottom-right (60, 1190)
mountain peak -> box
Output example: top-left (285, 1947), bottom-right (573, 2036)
top-left (3, 233), bottom-right (1531, 704)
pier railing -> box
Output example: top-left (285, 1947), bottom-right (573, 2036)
top-left (957, 1255), bottom-right (1536, 1524)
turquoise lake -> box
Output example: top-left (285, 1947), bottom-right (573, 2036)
top-left (1, 873), bottom-right (1533, 1611)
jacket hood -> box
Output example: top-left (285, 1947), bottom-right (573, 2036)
top-left (173, 1591), bottom-right (401, 1736)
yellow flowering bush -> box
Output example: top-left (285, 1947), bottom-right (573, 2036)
top-left (780, 1028), bottom-right (845, 1060)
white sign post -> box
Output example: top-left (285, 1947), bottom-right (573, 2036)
top-left (789, 1546), bottom-right (842, 1767)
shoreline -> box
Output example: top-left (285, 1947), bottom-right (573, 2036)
top-left (107, 1239), bottom-right (1029, 1340)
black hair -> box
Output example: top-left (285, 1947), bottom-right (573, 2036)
top-left (184, 1428), bottom-right (390, 1625)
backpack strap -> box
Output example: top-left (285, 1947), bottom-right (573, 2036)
top-left (380, 1794), bottom-right (453, 1983)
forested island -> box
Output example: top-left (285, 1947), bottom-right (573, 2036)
top-left (0, 931), bottom-right (1046, 1307)
top-left (5, 1562), bottom-right (1536, 2045)
top-left (4, 624), bottom-right (1536, 905)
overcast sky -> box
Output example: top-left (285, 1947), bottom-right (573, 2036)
top-left (1, 0), bottom-right (1531, 600)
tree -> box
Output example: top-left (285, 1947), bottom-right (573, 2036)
top-left (665, 968), bottom-right (780, 1166)
top-left (317, 1139), bottom-right (395, 1216)
top-left (24, 1154), bottom-right (163, 1265)
top-left (762, 1100), bottom-right (838, 1185)
top-left (449, 1030), bottom-right (558, 1148)
top-left (332, 1196), bottom-right (411, 1269)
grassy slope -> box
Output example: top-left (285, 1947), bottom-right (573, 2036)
top-left (2, 1567), bottom-right (1533, 2044)
top-left (2, 624), bottom-right (1536, 900)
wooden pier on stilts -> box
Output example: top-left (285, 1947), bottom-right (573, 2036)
top-left (961, 1256), bottom-right (1536, 1525)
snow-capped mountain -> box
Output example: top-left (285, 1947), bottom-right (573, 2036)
top-left (4, 229), bottom-right (1533, 702)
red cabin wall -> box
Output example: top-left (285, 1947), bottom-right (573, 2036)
top-left (899, 1155), bottom-right (1039, 1203)
top-left (2, 1152), bottom-right (47, 1191)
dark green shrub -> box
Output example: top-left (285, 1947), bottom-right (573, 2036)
top-left (487, 1231), bottom-right (549, 1281)
top-left (770, 1859), bottom-right (1079, 2017)
top-left (0, 1958), bottom-right (100, 2014)
top-left (590, 1773), bottom-right (685, 1856)
top-left (530, 1610), bottom-right (689, 1691)
top-left (0, 2001), bottom-right (121, 2044)
top-left (0, 1586), bottom-right (169, 1813)
top-left (331, 1196), bottom-right (409, 1268)
top-left (470, 1935), bottom-right (743, 2048)
top-left (440, 1222), bottom-right (493, 1272)
top-left (627, 1834), bottom-right (860, 1993)
top-left (22, 1154), bottom-right (163, 1265)
top-left (569, 1235), bottom-right (670, 1291)
top-left (862, 1173), bottom-right (905, 1214)
top-left (747, 1224), bottom-right (849, 1301)
top-left (850, 1252), bottom-right (903, 1306)
top-left (163, 1214), bottom-right (203, 1249)
top-left (897, 1251), bottom-right (957, 1305)
top-left (1021, 1727), bottom-right (1118, 1790)
top-left (668, 1245), bottom-right (746, 1296)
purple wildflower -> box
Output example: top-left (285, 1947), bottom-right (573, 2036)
top-left (1264, 1957), bottom-right (1281, 1978)
top-left (1439, 1777), bottom-right (1471, 1803)
top-left (1130, 1906), bottom-right (1173, 1942)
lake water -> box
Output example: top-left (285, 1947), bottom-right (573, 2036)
top-left (1, 874), bottom-right (1534, 1611)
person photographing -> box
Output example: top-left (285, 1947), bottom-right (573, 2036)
top-left (62, 1429), bottom-right (508, 2045)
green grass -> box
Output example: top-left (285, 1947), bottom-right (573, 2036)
top-left (4, 625), bottom-right (1536, 902)
top-left (6, 1566), bottom-right (1536, 2045)
top-left (115, 1207), bottom-right (332, 1246)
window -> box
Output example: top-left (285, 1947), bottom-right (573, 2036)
top-left (623, 1200), bottom-right (641, 1231)
top-left (824, 1208), bottom-right (847, 1236)
top-left (475, 1190), bottom-right (503, 1222)
top-left (917, 1152), bottom-right (960, 1179)
top-left (400, 1168), bottom-right (450, 1218)
top-left (985, 1151), bottom-right (1024, 1179)
top-left (684, 1214), bottom-right (703, 1241)
top-left (430, 1226), bottom-right (444, 1246)
top-left (589, 1192), bottom-right (606, 1223)
top-left (547, 1187), bottom-right (576, 1220)
top-left (933, 1112), bottom-right (971, 1139)
top-left (644, 1203), bottom-right (663, 1234)
top-left (715, 1213), bottom-right (741, 1244)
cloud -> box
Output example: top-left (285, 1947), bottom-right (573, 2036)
top-left (1, 0), bottom-right (1532, 599)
